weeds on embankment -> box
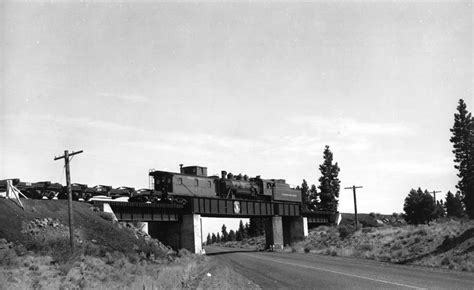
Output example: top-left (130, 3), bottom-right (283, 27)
top-left (290, 219), bottom-right (474, 272)
top-left (0, 199), bottom-right (207, 289)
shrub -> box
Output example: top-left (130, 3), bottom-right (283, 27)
top-left (356, 244), bottom-right (373, 252)
top-left (304, 245), bottom-right (314, 253)
top-left (338, 224), bottom-right (355, 239)
top-left (97, 211), bottom-right (117, 222)
top-left (441, 257), bottom-right (451, 266)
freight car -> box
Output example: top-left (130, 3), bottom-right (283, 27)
top-left (0, 179), bottom-right (65, 200)
top-left (1, 179), bottom-right (132, 202)
top-left (148, 165), bottom-right (301, 203)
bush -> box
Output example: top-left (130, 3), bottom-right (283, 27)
top-left (338, 224), bottom-right (355, 239)
top-left (304, 245), bottom-right (314, 253)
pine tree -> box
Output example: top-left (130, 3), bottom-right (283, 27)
top-left (221, 224), bottom-right (228, 242)
top-left (248, 218), bottom-right (265, 237)
top-left (310, 184), bottom-right (318, 210)
top-left (318, 145), bottom-right (341, 211)
top-left (248, 218), bottom-right (257, 237)
top-left (211, 233), bottom-right (217, 244)
top-left (256, 218), bottom-right (265, 235)
top-left (216, 233), bottom-right (221, 243)
top-left (445, 191), bottom-right (465, 218)
top-left (403, 188), bottom-right (436, 225)
top-left (434, 200), bottom-right (446, 219)
top-left (228, 230), bottom-right (236, 241)
top-left (237, 220), bottom-right (246, 240)
top-left (206, 233), bottom-right (211, 245)
top-left (301, 179), bottom-right (310, 211)
top-left (236, 230), bottom-right (243, 241)
top-left (450, 99), bottom-right (474, 218)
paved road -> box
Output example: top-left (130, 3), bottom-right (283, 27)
top-left (205, 246), bottom-right (474, 289)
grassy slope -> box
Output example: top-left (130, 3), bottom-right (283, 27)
top-left (0, 198), bottom-right (210, 288)
top-left (296, 219), bottom-right (474, 272)
top-left (0, 199), bottom-right (169, 260)
top-left (215, 215), bottom-right (473, 272)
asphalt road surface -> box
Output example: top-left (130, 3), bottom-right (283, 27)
top-left (205, 246), bottom-right (474, 289)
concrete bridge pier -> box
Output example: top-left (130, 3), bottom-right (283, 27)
top-left (180, 214), bottom-right (202, 254)
top-left (265, 216), bottom-right (308, 250)
top-left (265, 216), bottom-right (284, 250)
top-left (148, 214), bottom-right (202, 254)
top-left (285, 216), bottom-right (308, 244)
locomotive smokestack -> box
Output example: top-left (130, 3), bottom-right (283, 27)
top-left (221, 171), bottom-right (227, 179)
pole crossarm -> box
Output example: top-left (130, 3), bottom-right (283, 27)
top-left (54, 150), bottom-right (83, 161)
top-left (344, 186), bottom-right (363, 190)
top-left (428, 190), bottom-right (442, 203)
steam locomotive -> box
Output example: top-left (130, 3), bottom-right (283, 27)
top-left (149, 165), bottom-right (302, 203)
top-left (1, 164), bottom-right (302, 204)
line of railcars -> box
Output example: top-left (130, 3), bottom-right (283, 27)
top-left (0, 165), bottom-right (302, 204)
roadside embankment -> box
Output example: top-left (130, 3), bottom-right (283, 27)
top-left (215, 218), bottom-right (474, 272)
top-left (0, 199), bottom-right (210, 288)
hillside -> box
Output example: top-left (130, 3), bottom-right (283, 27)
top-left (0, 198), bottom-right (206, 288)
top-left (297, 219), bottom-right (474, 271)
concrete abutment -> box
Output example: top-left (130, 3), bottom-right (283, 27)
top-left (148, 214), bottom-right (202, 254)
top-left (265, 216), bottom-right (308, 249)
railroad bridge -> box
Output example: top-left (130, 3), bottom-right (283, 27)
top-left (93, 197), bottom-right (337, 254)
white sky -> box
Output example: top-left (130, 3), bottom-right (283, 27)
top-left (1, 1), bottom-right (472, 237)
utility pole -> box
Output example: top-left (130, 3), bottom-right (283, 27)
top-left (429, 190), bottom-right (442, 204)
top-left (344, 185), bottom-right (363, 228)
top-left (54, 150), bottom-right (83, 250)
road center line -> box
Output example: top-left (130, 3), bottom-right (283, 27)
top-left (241, 253), bottom-right (423, 289)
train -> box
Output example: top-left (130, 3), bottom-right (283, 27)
top-left (0, 164), bottom-right (302, 204)
top-left (150, 165), bottom-right (301, 203)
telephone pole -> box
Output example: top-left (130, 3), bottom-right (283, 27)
top-left (429, 190), bottom-right (442, 204)
top-left (54, 150), bottom-right (83, 250)
top-left (344, 185), bottom-right (363, 228)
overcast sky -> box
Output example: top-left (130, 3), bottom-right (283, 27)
top-left (1, 1), bottom-right (472, 235)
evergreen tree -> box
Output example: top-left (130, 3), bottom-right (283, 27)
top-left (301, 179), bottom-right (311, 211)
top-left (206, 233), bottom-right (211, 245)
top-left (318, 145), bottom-right (341, 211)
top-left (434, 200), bottom-right (446, 219)
top-left (309, 184), bottom-right (318, 210)
top-left (403, 188), bottom-right (436, 225)
top-left (244, 222), bottom-right (250, 237)
top-left (228, 230), bottom-right (236, 241)
top-left (450, 99), bottom-right (474, 218)
top-left (237, 220), bottom-right (246, 240)
top-left (248, 218), bottom-right (265, 237)
top-left (248, 218), bottom-right (257, 237)
top-left (216, 233), bottom-right (221, 243)
top-left (445, 191), bottom-right (465, 218)
top-left (211, 233), bottom-right (216, 244)
top-left (221, 224), bottom-right (228, 242)
top-left (236, 230), bottom-right (243, 241)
